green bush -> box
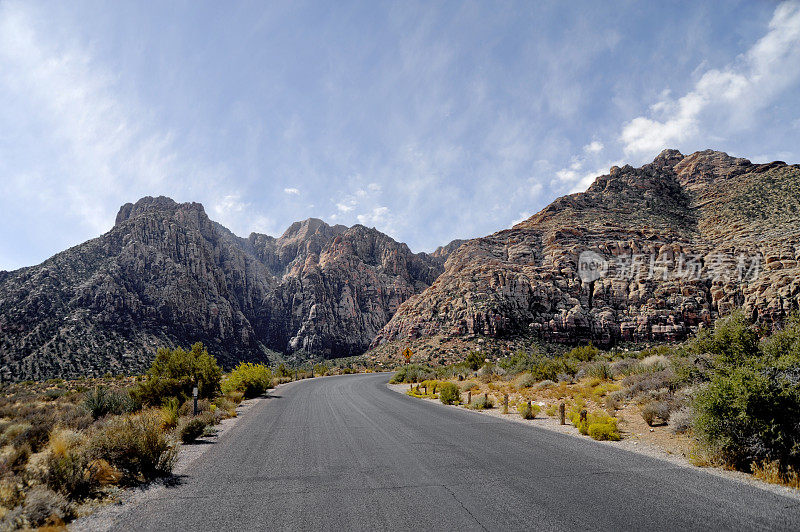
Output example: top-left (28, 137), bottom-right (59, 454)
top-left (517, 402), bottom-right (540, 420)
top-left (585, 362), bottom-right (613, 381)
top-left (567, 344), bottom-right (601, 362)
top-left (470, 395), bottom-right (493, 410)
top-left (571, 410), bottom-right (621, 441)
top-left (439, 382), bottom-right (460, 405)
top-left (587, 421), bottom-right (621, 441)
top-left (694, 365), bottom-right (800, 471)
top-left (178, 414), bottom-right (214, 443)
top-left (89, 410), bottom-right (177, 484)
top-left (465, 352), bottom-right (484, 371)
top-left (693, 311), bottom-right (759, 366)
top-left (222, 363), bottom-right (272, 398)
top-left (83, 387), bottom-right (135, 419)
top-left (132, 343), bottom-right (222, 407)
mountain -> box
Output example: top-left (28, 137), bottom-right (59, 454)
top-left (0, 197), bottom-right (444, 381)
top-left (371, 150), bottom-right (800, 355)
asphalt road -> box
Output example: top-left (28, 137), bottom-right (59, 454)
top-left (111, 373), bottom-right (800, 531)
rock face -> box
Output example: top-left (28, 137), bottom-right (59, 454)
top-left (373, 150), bottom-right (800, 348)
top-left (0, 197), bottom-right (443, 381)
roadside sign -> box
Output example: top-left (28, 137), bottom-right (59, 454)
top-left (402, 347), bottom-right (412, 363)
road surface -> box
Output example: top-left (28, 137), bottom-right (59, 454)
top-left (110, 373), bottom-right (800, 531)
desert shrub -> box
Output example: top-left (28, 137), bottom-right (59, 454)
top-left (83, 387), bottom-right (135, 419)
top-left (670, 354), bottom-right (714, 386)
top-left (587, 422), bottom-right (621, 441)
top-left (21, 486), bottom-right (70, 528)
top-left (222, 363), bottom-right (272, 398)
top-left (610, 358), bottom-right (640, 377)
top-left (178, 413), bottom-right (215, 443)
top-left (132, 343), bottom-right (222, 407)
top-left (622, 369), bottom-right (675, 399)
top-left (585, 362), bottom-right (613, 381)
top-left (214, 397), bottom-right (238, 418)
top-left (420, 380), bottom-right (440, 394)
top-left (0, 443), bottom-right (31, 475)
top-left (470, 395), bottom-right (493, 410)
top-left (570, 409), bottom-right (620, 440)
top-left (89, 410), bottom-right (177, 484)
top-left (465, 352), bottom-right (484, 371)
top-left (641, 401), bottom-right (670, 426)
top-left (390, 364), bottom-right (433, 384)
top-left (545, 404), bottom-right (558, 417)
top-left (515, 373), bottom-right (537, 388)
top-left (517, 402), bottom-right (540, 420)
top-left (751, 460), bottom-right (800, 489)
top-left (604, 391), bottom-right (623, 412)
top-left (669, 406), bottom-right (693, 434)
top-left (567, 344), bottom-right (600, 362)
top-left (693, 364), bottom-right (800, 472)
top-left (460, 381), bottom-right (478, 392)
top-left (532, 379), bottom-right (556, 390)
top-left (439, 382), bottom-right (460, 405)
top-left (160, 397), bottom-right (180, 430)
top-left (44, 450), bottom-right (96, 500)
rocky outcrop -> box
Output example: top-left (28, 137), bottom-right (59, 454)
top-left (0, 197), bottom-right (442, 380)
top-left (373, 149), bottom-right (800, 348)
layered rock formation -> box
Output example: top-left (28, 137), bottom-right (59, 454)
top-left (373, 150), bottom-right (800, 348)
top-left (0, 197), bottom-right (443, 380)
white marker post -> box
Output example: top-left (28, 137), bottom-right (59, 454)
top-left (193, 386), bottom-right (199, 416)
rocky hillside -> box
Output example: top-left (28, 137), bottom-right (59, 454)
top-left (372, 150), bottom-right (800, 352)
top-left (0, 197), bottom-right (444, 381)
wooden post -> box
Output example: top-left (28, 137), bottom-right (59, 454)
top-left (559, 402), bottom-right (566, 425)
top-left (410, 383), bottom-right (413, 392)
top-left (503, 394), bottom-right (509, 414)
top-left (423, 385), bottom-right (427, 395)
top-left (467, 390), bottom-right (472, 404)
top-left (580, 409), bottom-right (587, 425)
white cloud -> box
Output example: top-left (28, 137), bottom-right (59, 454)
top-left (583, 141), bottom-right (604, 154)
top-left (367, 182), bottom-right (381, 192)
top-left (283, 187), bottom-right (300, 195)
top-left (336, 202), bottom-right (354, 213)
top-left (511, 211), bottom-right (531, 226)
top-left (621, 1), bottom-right (800, 156)
top-left (357, 206), bottom-right (390, 227)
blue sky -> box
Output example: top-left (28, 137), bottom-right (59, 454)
top-left (1, 1), bottom-right (800, 270)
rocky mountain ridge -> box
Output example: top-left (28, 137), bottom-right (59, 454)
top-left (372, 149), bottom-right (800, 352)
top-left (0, 197), bottom-right (446, 380)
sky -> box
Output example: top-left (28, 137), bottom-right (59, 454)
top-left (1, 0), bottom-right (800, 270)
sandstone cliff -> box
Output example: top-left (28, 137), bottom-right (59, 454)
top-left (372, 150), bottom-right (800, 350)
top-left (0, 197), bottom-right (442, 380)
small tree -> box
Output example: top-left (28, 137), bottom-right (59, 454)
top-left (465, 352), bottom-right (484, 371)
top-left (132, 342), bottom-right (222, 406)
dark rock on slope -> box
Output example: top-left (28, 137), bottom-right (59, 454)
top-left (0, 197), bottom-right (443, 380)
top-left (373, 149), bottom-right (800, 349)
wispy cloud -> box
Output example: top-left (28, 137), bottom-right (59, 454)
top-left (283, 187), bottom-right (300, 195)
top-left (0, 2), bottom-right (180, 234)
top-left (621, 1), bottom-right (800, 156)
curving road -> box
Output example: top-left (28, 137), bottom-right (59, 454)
top-left (110, 373), bottom-right (800, 531)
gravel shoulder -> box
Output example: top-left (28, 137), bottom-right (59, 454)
top-left (387, 383), bottom-right (800, 502)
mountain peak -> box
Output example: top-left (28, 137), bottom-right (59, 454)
top-left (114, 196), bottom-right (205, 226)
